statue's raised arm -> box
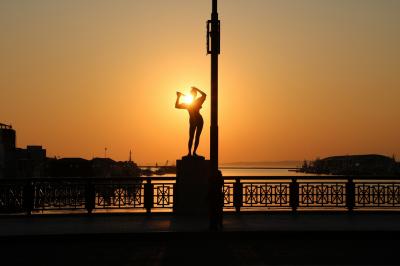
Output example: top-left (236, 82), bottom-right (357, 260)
top-left (191, 87), bottom-right (206, 105)
top-left (175, 91), bottom-right (188, 109)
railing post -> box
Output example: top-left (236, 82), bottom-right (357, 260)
top-left (23, 180), bottom-right (34, 216)
top-left (233, 177), bottom-right (242, 213)
top-left (346, 177), bottom-right (355, 212)
top-left (290, 178), bottom-right (299, 212)
top-left (85, 180), bottom-right (95, 215)
top-left (172, 182), bottom-right (177, 213)
top-left (144, 177), bottom-right (153, 213)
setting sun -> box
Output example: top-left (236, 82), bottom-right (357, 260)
top-left (181, 95), bottom-right (194, 105)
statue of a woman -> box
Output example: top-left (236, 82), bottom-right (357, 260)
top-left (175, 87), bottom-right (207, 157)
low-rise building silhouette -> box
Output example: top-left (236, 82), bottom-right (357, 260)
top-left (301, 154), bottom-right (399, 176)
top-left (15, 145), bottom-right (47, 178)
top-left (0, 123), bottom-right (139, 178)
top-left (0, 123), bottom-right (17, 178)
top-left (45, 157), bottom-right (140, 178)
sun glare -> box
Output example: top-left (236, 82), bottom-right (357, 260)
top-left (181, 95), bottom-right (194, 104)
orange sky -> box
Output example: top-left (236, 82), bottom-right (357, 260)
top-left (1, 0), bottom-right (399, 164)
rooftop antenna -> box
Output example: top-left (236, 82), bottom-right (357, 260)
top-left (129, 150), bottom-right (132, 162)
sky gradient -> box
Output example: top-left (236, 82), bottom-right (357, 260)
top-left (1, 0), bottom-right (399, 164)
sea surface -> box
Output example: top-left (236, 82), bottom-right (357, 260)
top-left (220, 167), bottom-right (321, 177)
top-left (149, 167), bottom-right (328, 177)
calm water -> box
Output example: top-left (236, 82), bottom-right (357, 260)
top-left (150, 167), bottom-right (328, 177)
top-left (221, 168), bottom-right (317, 177)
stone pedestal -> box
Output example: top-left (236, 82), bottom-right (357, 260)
top-left (175, 157), bottom-right (210, 215)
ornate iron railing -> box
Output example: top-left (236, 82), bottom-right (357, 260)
top-left (0, 176), bottom-right (400, 214)
top-left (224, 177), bottom-right (400, 212)
top-left (0, 180), bottom-right (25, 213)
top-left (355, 181), bottom-right (400, 208)
top-left (0, 177), bottom-right (176, 214)
top-left (33, 180), bottom-right (86, 211)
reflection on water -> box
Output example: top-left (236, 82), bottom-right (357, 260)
top-left (220, 168), bottom-right (329, 177)
top-left (153, 167), bottom-right (330, 177)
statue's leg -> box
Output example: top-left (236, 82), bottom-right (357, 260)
top-left (193, 120), bottom-right (204, 154)
top-left (188, 123), bottom-right (196, 155)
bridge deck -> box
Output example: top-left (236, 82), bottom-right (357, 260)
top-left (1, 213), bottom-right (400, 266)
top-left (1, 213), bottom-right (400, 237)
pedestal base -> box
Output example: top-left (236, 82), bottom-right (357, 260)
top-left (175, 157), bottom-right (210, 215)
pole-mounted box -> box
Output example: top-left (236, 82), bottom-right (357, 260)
top-left (206, 20), bottom-right (220, 55)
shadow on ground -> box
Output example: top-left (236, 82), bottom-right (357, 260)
top-left (1, 231), bottom-right (398, 266)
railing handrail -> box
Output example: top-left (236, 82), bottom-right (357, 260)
top-left (1, 175), bottom-right (400, 183)
top-left (223, 175), bottom-right (400, 180)
top-left (0, 176), bottom-right (175, 183)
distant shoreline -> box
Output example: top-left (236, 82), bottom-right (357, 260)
top-left (221, 161), bottom-right (302, 168)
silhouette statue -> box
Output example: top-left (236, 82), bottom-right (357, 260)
top-left (175, 87), bottom-right (207, 157)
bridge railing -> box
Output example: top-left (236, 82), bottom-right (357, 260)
top-left (224, 176), bottom-right (400, 212)
top-left (0, 177), bottom-right (176, 215)
top-left (0, 176), bottom-right (399, 215)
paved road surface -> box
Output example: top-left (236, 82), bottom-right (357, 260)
top-left (1, 213), bottom-right (399, 265)
top-left (1, 213), bottom-right (400, 236)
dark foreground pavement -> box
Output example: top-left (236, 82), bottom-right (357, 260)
top-left (1, 213), bottom-right (399, 265)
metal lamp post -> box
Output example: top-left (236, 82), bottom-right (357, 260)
top-left (207, 0), bottom-right (222, 230)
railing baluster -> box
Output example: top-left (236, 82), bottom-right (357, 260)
top-left (23, 180), bottom-right (34, 216)
top-left (173, 182), bottom-right (177, 213)
top-left (346, 178), bottom-right (355, 212)
top-left (144, 177), bottom-right (154, 213)
top-left (85, 180), bottom-right (95, 214)
top-left (233, 177), bottom-right (242, 213)
top-left (290, 179), bottom-right (299, 212)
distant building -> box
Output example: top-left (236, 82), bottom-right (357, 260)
top-left (45, 157), bottom-right (140, 178)
top-left (0, 123), bottom-right (16, 178)
top-left (45, 158), bottom-right (92, 177)
top-left (302, 154), bottom-right (399, 176)
top-left (1, 123), bottom-right (139, 178)
top-left (15, 145), bottom-right (47, 178)
top-left (0, 123), bottom-right (46, 178)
